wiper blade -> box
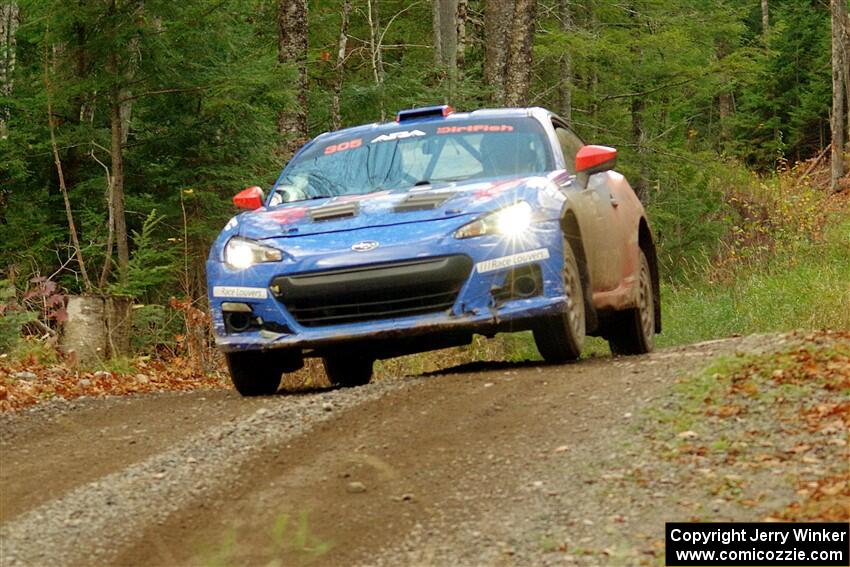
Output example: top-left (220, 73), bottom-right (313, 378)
top-left (285, 194), bottom-right (334, 202)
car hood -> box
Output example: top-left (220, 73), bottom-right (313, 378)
top-left (235, 175), bottom-right (556, 240)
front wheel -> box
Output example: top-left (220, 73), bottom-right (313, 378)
top-left (323, 356), bottom-right (373, 387)
top-left (225, 350), bottom-right (295, 396)
top-left (608, 249), bottom-right (655, 355)
top-left (533, 240), bottom-right (585, 363)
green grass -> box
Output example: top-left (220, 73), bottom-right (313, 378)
top-left (658, 218), bottom-right (850, 347)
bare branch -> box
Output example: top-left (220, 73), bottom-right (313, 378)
top-left (599, 77), bottom-right (696, 102)
top-left (44, 32), bottom-right (93, 293)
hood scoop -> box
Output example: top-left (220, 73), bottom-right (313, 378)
top-left (309, 201), bottom-right (359, 222)
top-left (394, 191), bottom-right (455, 212)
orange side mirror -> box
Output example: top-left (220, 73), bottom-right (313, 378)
top-left (576, 145), bottom-right (617, 174)
top-left (233, 186), bottom-right (264, 210)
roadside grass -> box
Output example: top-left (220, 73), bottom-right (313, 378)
top-left (200, 511), bottom-right (332, 567)
top-left (657, 217), bottom-right (850, 348)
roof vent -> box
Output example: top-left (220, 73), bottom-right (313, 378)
top-left (396, 105), bottom-right (454, 123)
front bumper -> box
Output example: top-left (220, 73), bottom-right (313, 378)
top-left (207, 217), bottom-right (566, 354)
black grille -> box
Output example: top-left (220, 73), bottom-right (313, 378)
top-left (271, 256), bottom-right (472, 327)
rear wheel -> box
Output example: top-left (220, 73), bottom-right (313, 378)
top-left (225, 350), bottom-right (292, 396)
top-left (533, 240), bottom-right (585, 363)
top-left (608, 250), bottom-right (655, 355)
top-left (323, 356), bottom-right (374, 387)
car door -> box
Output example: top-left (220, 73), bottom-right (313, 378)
top-left (552, 121), bottom-right (623, 292)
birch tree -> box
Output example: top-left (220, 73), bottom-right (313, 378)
top-left (0, 0), bottom-right (18, 140)
top-left (331, 0), bottom-right (351, 131)
top-left (367, 0), bottom-right (385, 120)
top-left (558, 0), bottom-right (572, 124)
top-left (761, 0), bottom-right (769, 37)
top-left (831, 0), bottom-right (848, 191)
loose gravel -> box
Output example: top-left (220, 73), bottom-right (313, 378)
top-left (0, 378), bottom-right (410, 567)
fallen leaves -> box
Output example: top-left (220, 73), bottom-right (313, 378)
top-left (645, 330), bottom-right (850, 523)
top-left (780, 475), bottom-right (850, 522)
top-left (0, 354), bottom-right (228, 412)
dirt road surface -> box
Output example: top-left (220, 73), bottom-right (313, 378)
top-left (0, 335), bottom-right (814, 566)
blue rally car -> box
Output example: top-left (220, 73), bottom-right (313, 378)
top-left (207, 106), bottom-right (661, 396)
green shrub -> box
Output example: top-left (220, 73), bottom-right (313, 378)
top-left (131, 303), bottom-right (183, 355)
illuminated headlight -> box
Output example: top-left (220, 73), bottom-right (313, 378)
top-left (454, 201), bottom-right (533, 239)
top-left (224, 237), bottom-right (282, 270)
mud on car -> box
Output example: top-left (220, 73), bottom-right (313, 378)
top-left (207, 106), bottom-right (661, 396)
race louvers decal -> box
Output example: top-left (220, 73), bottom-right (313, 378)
top-left (475, 249), bottom-right (550, 274)
top-left (213, 286), bottom-right (268, 299)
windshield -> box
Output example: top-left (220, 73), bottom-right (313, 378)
top-left (271, 117), bottom-right (553, 204)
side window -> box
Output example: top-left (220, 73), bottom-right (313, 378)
top-left (554, 125), bottom-right (584, 174)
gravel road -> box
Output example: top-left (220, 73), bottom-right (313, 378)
top-left (0, 334), bottom-right (807, 566)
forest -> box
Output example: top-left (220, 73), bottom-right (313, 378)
top-left (0, 0), bottom-right (848, 377)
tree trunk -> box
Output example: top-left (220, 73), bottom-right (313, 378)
top-left (590, 68), bottom-right (598, 122)
top-left (717, 40), bottom-right (734, 143)
top-left (60, 295), bottom-right (130, 367)
top-left (331, 0), bottom-right (351, 131)
top-left (0, 0), bottom-right (18, 141)
top-left (60, 296), bottom-right (106, 366)
top-left (277, 0), bottom-right (308, 158)
top-left (367, 0), bottom-right (385, 120)
top-left (841, 2), bottom-right (850, 158)
top-left (484, 0), bottom-right (513, 104)
top-left (831, 0), bottom-right (847, 191)
top-left (109, 85), bottom-right (129, 285)
top-left (455, 0), bottom-right (467, 84)
top-left (432, 0), bottom-right (442, 67)
top-left (761, 0), bottom-right (769, 38)
top-left (503, 0), bottom-right (536, 106)
top-left (631, 96), bottom-right (649, 201)
top-left (558, 0), bottom-right (572, 124)
top-left (120, 33), bottom-right (140, 145)
top-left (432, 0), bottom-right (458, 69)
top-left (107, 44), bottom-right (130, 286)
top-left (718, 93), bottom-right (734, 141)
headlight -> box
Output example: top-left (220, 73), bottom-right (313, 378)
top-left (224, 237), bottom-right (282, 270)
top-left (454, 201), bottom-right (533, 239)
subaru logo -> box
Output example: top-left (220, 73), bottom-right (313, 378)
top-left (351, 240), bottom-right (379, 252)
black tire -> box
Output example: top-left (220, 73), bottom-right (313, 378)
top-left (533, 240), bottom-right (585, 363)
top-left (225, 350), bottom-right (287, 396)
top-left (608, 250), bottom-right (655, 355)
top-left (323, 356), bottom-right (373, 387)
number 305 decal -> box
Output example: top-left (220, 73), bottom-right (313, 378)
top-left (324, 138), bottom-right (363, 155)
